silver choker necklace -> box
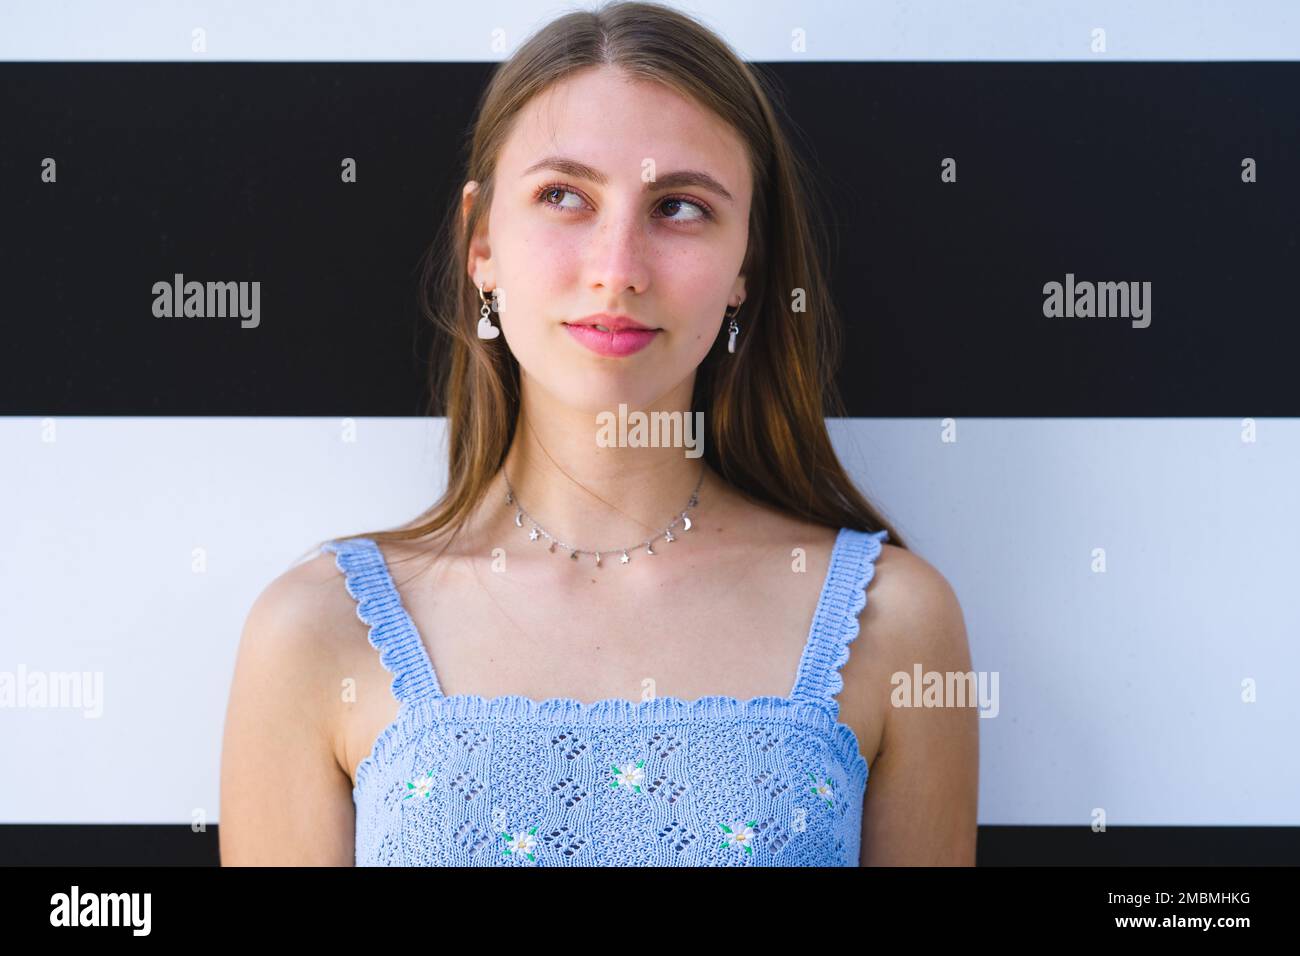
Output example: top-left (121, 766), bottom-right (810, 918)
top-left (503, 467), bottom-right (704, 566)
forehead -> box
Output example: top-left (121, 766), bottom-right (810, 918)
top-left (499, 64), bottom-right (751, 196)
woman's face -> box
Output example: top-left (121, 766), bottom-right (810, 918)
top-left (466, 64), bottom-right (752, 416)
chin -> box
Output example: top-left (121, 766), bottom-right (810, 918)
top-left (529, 359), bottom-right (675, 416)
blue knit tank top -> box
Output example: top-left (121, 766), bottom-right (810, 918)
top-left (321, 525), bottom-right (888, 867)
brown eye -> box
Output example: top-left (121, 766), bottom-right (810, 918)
top-left (657, 196), bottom-right (711, 222)
top-left (536, 184), bottom-right (586, 212)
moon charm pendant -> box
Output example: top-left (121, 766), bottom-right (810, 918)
top-left (514, 510), bottom-right (523, 527)
top-left (682, 514), bottom-right (692, 532)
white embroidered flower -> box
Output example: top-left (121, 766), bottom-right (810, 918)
top-left (808, 772), bottom-right (835, 806)
top-left (405, 770), bottom-right (434, 799)
top-left (502, 827), bottom-right (539, 860)
top-left (611, 759), bottom-right (646, 792)
top-left (719, 820), bottom-right (759, 854)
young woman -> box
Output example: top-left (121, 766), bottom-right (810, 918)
top-left (220, 0), bottom-right (977, 867)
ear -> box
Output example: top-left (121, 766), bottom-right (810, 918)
top-left (462, 181), bottom-right (491, 286)
top-left (730, 274), bottom-right (747, 309)
top-left (461, 180), bottom-right (479, 229)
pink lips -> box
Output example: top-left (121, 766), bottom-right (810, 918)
top-left (563, 321), bottom-right (660, 357)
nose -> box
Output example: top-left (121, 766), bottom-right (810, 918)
top-left (584, 197), bottom-right (651, 297)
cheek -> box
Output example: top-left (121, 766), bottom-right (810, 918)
top-left (514, 218), bottom-right (580, 273)
top-left (666, 252), bottom-right (725, 297)
top-left (659, 247), bottom-right (732, 328)
top-left (527, 244), bottom-right (586, 314)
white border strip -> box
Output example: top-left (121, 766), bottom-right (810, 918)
top-left (0, 0), bottom-right (1297, 62)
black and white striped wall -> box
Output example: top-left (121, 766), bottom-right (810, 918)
top-left (1, 0), bottom-right (1298, 866)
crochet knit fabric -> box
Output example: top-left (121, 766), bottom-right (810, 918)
top-left (321, 526), bottom-right (888, 866)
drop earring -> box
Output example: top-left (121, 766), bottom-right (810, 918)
top-left (725, 301), bottom-right (742, 353)
top-left (477, 282), bottom-right (500, 340)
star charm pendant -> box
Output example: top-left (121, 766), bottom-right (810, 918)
top-left (529, 527), bottom-right (539, 541)
top-left (620, 551), bottom-right (630, 564)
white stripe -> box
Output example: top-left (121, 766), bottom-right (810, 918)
top-left (0, 0), bottom-right (1296, 62)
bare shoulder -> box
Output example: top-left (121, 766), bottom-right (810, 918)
top-left (855, 541), bottom-right (978, 865)
top-left (865, 542), bottom-right (970, 666)
top-left (233, 547), bottom-right (384, 739)
top-left (218, 548), bottom-right (360, 865)
top-left (835, 538), bottom-right (972, 768)
top-left (240, 550), bottom-right (360, 670)
top-left (725, 493), bottom-right (840, 555)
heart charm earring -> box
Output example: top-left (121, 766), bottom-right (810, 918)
top-left (477, 281), bottom-right (500, 340)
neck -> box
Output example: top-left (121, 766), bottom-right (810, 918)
top-left (490, 376), bottom-right (711, 556)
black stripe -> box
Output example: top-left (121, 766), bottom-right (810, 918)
top-left (1, 62), bottom-right (1296, 416)
top-left (1, 824), bottom-right (1296, 865)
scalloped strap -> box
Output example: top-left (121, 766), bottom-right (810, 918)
top-left (789, 527), bottom-right (889, 720)
top-left (321, 537), bottom-right (443, 706)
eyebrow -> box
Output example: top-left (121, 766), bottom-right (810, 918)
top-left (521, 155), bottom-right (734, 203)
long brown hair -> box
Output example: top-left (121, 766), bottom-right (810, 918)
top-left (315, 0), bottom-right (905, 564)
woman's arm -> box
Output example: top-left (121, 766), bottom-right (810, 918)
top-left (219, 561), bottom-right (356, 865)
top-left (856, 546), bottom-right (979, 866)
